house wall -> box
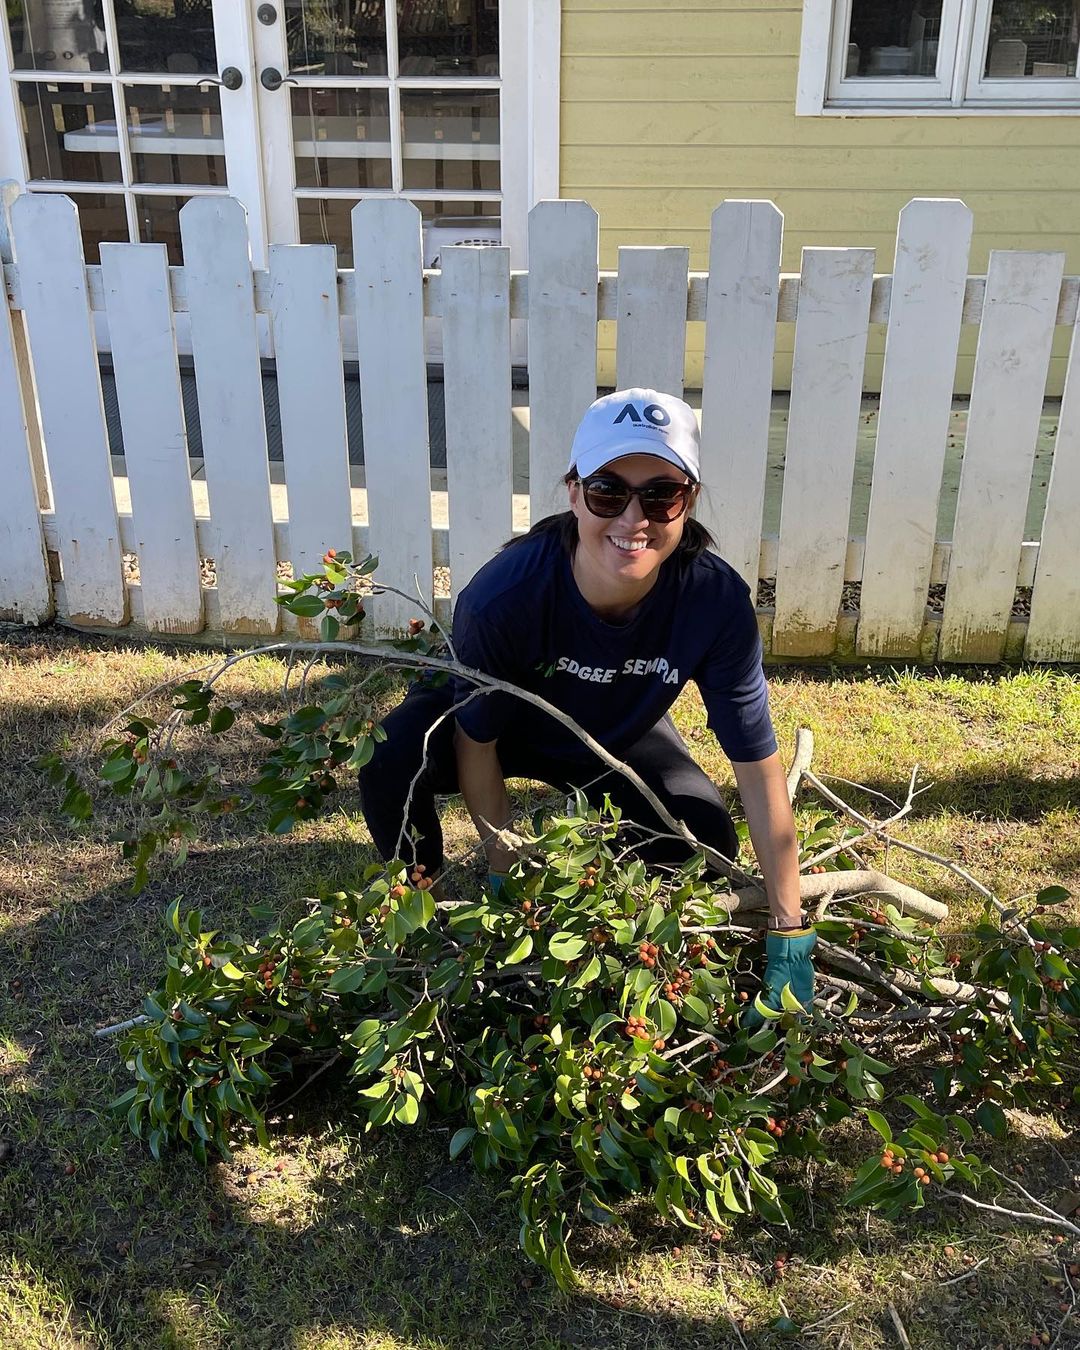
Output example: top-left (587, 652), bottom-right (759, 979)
top-left (560, 0), bottom-right (1080, 393)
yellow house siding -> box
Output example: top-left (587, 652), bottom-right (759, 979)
top-left (560, 2), bottom-right (1080, 393)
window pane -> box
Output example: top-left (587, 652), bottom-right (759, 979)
top-left (397, 0), bottom-right (498, 77)
top-left (285, 1), bottom-right (389, 76)
top-left (115, 0), bottom-right (218, 75)
top-left (134, 193), bottom-right (196, 264)
top-left (984, 1), bottom-right (1078, 77)
top-left (123, 84), bottom-right (225, 186)
top-left (844, 1), bottom-right (944, 78)
top-left (36, 189), bottom-right (128, 262)
top-left (416, 198), bottom-right (500, 266)
top-left (297, 197), bottom-right (363, 263)
top-left (297, 196), bottom-right (499, 266)
top-left (6, 0), bottom-right (110, 73)
top-left (291, 88), bottom-right (392, 190)
top-left (400, 88), bottom-right (499, 192)
top-left (18, 82), bottom-right (122, 182)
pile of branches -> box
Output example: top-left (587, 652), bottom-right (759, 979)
top-left (42, 549), bottom-right (1080, 1285)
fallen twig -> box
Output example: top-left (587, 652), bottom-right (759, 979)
top-left (94, 1014), bottom-right (149, 1039)
top-left (938, 1188), bottom-right (1080, 1238)
top-left (938, 1255), bottom-right (990, 1286)
top-left (887, 1301), bottom-right (913, 1350)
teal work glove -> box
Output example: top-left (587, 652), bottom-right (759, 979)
top-left (742, 926), bottom-right (818, 1030)
top-left (487, 872), bottom-right (509, 898)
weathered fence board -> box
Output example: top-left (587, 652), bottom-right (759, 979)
top-left (100, 243), bottom-right (202, 635)
top-left (442, 245), bottom-right (514, 602)
top-left (700, 200), bottom-right (783, 590)
top-left (0, 224), bottom-right (51, 624)
top-left (352, 200), bottom-right (434, 631)
top-left (180, 197), bottom-right (278, 635)
top-left (940, 250), bottom-right (1064, 663)
top-left (527, 200), bottom-right (599, 523)
top-left (1024, 307), bottom-right (1080, 662)
top-left (615, 246), bottom-right (689, 396)
top-left (11, 194), bottom-right (125, 626)
top-left (858, 200), bottom-right (973, 659)
top-left (268, 245), bottom-right (352, 585)
top-left (773, 248), bottom-right (875, 657)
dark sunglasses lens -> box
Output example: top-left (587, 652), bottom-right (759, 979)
top-left (582, 478), bottom-right (631, 517)
top-left (639, 484), bottom-right (691, 520)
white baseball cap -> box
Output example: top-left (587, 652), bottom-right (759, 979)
top-left (568, 389), bottom-right (701, 483)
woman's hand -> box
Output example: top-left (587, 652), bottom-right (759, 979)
top-left (742, 925), bottom-right (818, 1029)
top-left (454, 726), bottom-right (517, 872)
top-left (729, 754), bottom-right (815, 1025)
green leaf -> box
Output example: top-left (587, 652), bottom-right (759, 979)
top-left (750, 993), bottom-right (783, 1022)
top-left (209, 706), bottom-right (236, 734)
top-left (286, 595), bottom-right (327, 618)
top-left (548, 933), bottom-right (587, 961)
top-left (328, 965), bottom-right (366, 994)
top-left (348, 738), bottom-right (374, 770)
top-left (572, 955), bottom-right (601, 988)
top-left (1037, 885), bottom-right (1071, 906)
top-left (285, 706), bottom-right (328, 735)
top-left (780, 982), bottom-right (808, 1014)
top-left (165, 898), bottom-right (182, 935)
top-left (219, 961), bottom-right (246, 981)
top-left (449, 1127), bottom-right (476, 1160)
top-left (320, 614), bottom-right (340, 643)
top-left (865, 1110), bottom-right (892, 1145)
top-left (500, 933), bottom-right (533, 967)
top-left (395, 1094), bottom-right (420, 1125)
top-left (975, 1100), bottom-right (1008, 1141)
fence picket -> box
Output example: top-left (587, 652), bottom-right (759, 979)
top-left (773, 248), bottom-right (875, 657)
top-left (1026, 316), bottom-right (1080, 661)
top-left (100, 243), bottom-right (202, 634)
top-left (0, 228), bottom-right (50, 624)
top-left (700, 200), bottom-right (782, 589)
top-left (615, 246), bottom-right (689, 396)
top-left (352, 200), bottom-right (433, 632)
top-left (442, 245), bottom-right (513, 600)
top-left (940, 251), bottom-right (1064, 663)
top-left (527, 201), bottom-right (599, 524)
top-left (180, 197), bottom-right (278, 634)
top-left (12, 194), bottom-right (125, 626)
top-left (269, 245), bottom-right (352, 584)
top-left (858, 200), bottom-right (973, 659)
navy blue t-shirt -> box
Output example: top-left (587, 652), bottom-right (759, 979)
top-left (449, 530), bottom-right (777, 764)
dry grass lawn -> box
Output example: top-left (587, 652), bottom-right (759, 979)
top-left (1, 626), bottom-right (1079, 1349)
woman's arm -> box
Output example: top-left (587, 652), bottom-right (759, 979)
top-left (453, 725), bottom-right (518, 873)
top-left (730, 752), bottom-right (804, 929)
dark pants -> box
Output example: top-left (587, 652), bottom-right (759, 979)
top-left (358, 682), bottom-right (739, 874)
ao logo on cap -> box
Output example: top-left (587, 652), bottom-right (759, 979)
top-left (612, 402), bottom-right (671, 428)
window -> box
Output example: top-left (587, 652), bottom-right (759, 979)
top-left (0, 1), bottom-right (559, 267)
top-left (285, 1), bottom-right (505, 268)
top-left (798, 0), bottom-right (1080, 112)
top-left (0, 0), bottom-right (228, 261)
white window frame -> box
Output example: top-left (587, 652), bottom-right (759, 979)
top-left (0, 0), bottom-right (560, 267)
top-left (798, 0), bottom-right (1080, 114)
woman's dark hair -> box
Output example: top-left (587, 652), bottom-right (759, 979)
top-left (502, 473), bottom-right (717, 561)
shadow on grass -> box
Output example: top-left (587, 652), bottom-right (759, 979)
top-left (1, 833), bottom-right (1078, 1349)
top-left (5, 1060), bottom-right (1078, 1350)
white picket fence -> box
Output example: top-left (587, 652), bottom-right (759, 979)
top-left (2, 191), bottom-right (1079, 663)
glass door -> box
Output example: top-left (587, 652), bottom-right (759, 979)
top-left (252, 1), bottom-right (503, 268)
top-left (1, 0), bottom-right (266, 262)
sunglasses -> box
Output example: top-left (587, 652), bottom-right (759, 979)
top-left (578, 472), bottom-right (696, 523)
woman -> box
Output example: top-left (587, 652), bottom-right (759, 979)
top-left (359, 389), bottom-right (815, 1019)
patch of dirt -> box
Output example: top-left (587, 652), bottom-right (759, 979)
top-left (755, 577), bottom-right (1033, 618)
